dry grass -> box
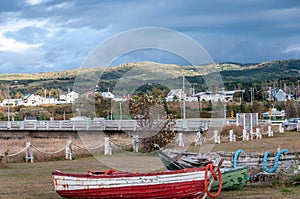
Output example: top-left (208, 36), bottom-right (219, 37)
top-left (1, 129), bottom-right (300, 164)
top-left (0, 138), bottom-right (93, 163)
top-left (0, 130), bottom-right (300, 198)
top-left (0, 133), bottom-right (136, 164)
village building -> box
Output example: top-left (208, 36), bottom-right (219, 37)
top-left (102, 91), bottom-right (115, 99)
top-left (194, 90), bottom-right (244, 102)
top-left (41, 97), bottom-right (59, 105)
top-left (269, 88), bottom-right (288, 101)
top-left (66, 91), bottom-right (79, 103)
top-left (22, 94), bottom-right (42, 106)
top-left (166, 89), bottom-right (184, 102)
top-left (0, 90), bottom-right (79, 107)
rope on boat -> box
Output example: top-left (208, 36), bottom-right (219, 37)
top-left (204, 163), bottom-right (222, 198)
top-left (263, 149), bottom-right (289, 173)
top-left (233, 149), bottom-right (244, 168)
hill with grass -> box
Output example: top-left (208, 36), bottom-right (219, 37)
top-left (1, 59), bottom-right (300, 97)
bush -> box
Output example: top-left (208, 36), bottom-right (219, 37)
top-left (0, 150), bottom-right (9, 168)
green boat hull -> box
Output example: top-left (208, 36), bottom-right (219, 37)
top-left (211, 166), bottom-right (249, 191)
top-left (155, 147), bottom-right (249, 191)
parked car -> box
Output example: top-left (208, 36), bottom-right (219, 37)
top-left (282, 118), bottom-right (300, 130)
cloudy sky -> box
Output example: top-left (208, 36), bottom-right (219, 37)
top-left (0, 0), bottom-right (300, 73)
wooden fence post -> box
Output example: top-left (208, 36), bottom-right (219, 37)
top-left (65, 140), bottom-right (72, 160)
top-left (104, 137), bottom-right (112, 155)
top-left (229, 130), bottom-right (234, 142)
top-left (194, 131), bottom-right (202, 146)
top-left (132, 135), bottom-right (139, 152)
top-left (26, 142), bottom-right (34, 163)
top-left (242, 129), bottom-right (249, 141)
top-left (214, 130), bottom-right (220, 144)
top-left (178, 132), bottom-right (184, 147)
top-left (279, 124), bottom-right (284, 133)
top-left (256, 128), bottom-right (262, 139)
top-left (268, 125), bottom-right (273, 137)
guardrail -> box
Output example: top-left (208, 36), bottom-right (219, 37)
top-left (0, 118), bottom-right (278, 132)
top-left (0, 120), bottom-right (137, 131)
top-left (0, 119), bottom-right (214, 132)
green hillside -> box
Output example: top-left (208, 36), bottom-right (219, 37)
top-left (0, 59), bottom-right (300, 97)
top-left (221, 59), bottom-right (300, 82)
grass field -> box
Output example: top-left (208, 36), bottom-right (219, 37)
top-left (0, 155), bottom-right (299, 199)
top-left (0, 131), bottom-right (299, 198)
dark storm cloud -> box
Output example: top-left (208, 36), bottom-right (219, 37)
top-left (0, 0), bottom-right (299, 73)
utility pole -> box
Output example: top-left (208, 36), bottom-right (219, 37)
top-left (182, 76), bottom-right (186, 120)
top-left (250, 87), bottom-right (254, 106)
top-left (119, 102), bottom-right (122, 120)
top-left (7, 81), bottom-right (18, 121)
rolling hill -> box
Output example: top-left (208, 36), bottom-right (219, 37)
top-left (0, 59), bottom-right (300, 95)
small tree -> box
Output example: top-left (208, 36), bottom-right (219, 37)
top-left (129, 93), bottom-right (175, 152)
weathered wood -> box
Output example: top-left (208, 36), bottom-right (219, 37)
top-left (162, 149), bottom-right (300, 176)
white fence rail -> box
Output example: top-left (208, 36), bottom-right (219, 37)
top-left (0, 119), bottom-right (214, 132)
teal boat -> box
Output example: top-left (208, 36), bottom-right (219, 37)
top-left (211, 166), bottom-right (248, 191)
top-left (154, 144), bottom-right (249, 191)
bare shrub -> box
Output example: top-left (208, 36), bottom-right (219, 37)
top-left (0, 150), bottom-right (9, 168)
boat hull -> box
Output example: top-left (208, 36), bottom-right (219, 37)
top-left (211, 166), bottom-right (248, 191)
top-left (156, 148), bottom-right (248, 191)
top-left (52, 168), bottom-right (210, 199)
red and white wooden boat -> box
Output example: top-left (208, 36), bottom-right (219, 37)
top-left (52, 166), bottom-right (222, 198)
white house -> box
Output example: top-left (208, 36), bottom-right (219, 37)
top-left (41, 97), bottom-right (59, 105)
top-left (270, 88), bottom-right (288, 101)
top-left (0, 90), bottom-right (80, 107)
top-left (66, 91), bottom-right (79, 103)
top-left (59, 92), bottom-right (67, 103)
top-left (194, 90), bottom-right (244, 102)
top-left (166, 89), bottom-right (184, 102)
top-left (194, 91), bottom-right (225, 102)
top-left (0, 98), bottom-right (22, 106)
top-left (23, 94), bottom-right (43, 106)
top-left (185, 96), bottom-right (198, 101)
top-left (102, 91), bottom-right (115, 99)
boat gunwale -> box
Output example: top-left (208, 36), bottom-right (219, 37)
top-left (221, 166), bottom-right (249, 174)
top-left (52, 167), bottom-right (206, 179)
